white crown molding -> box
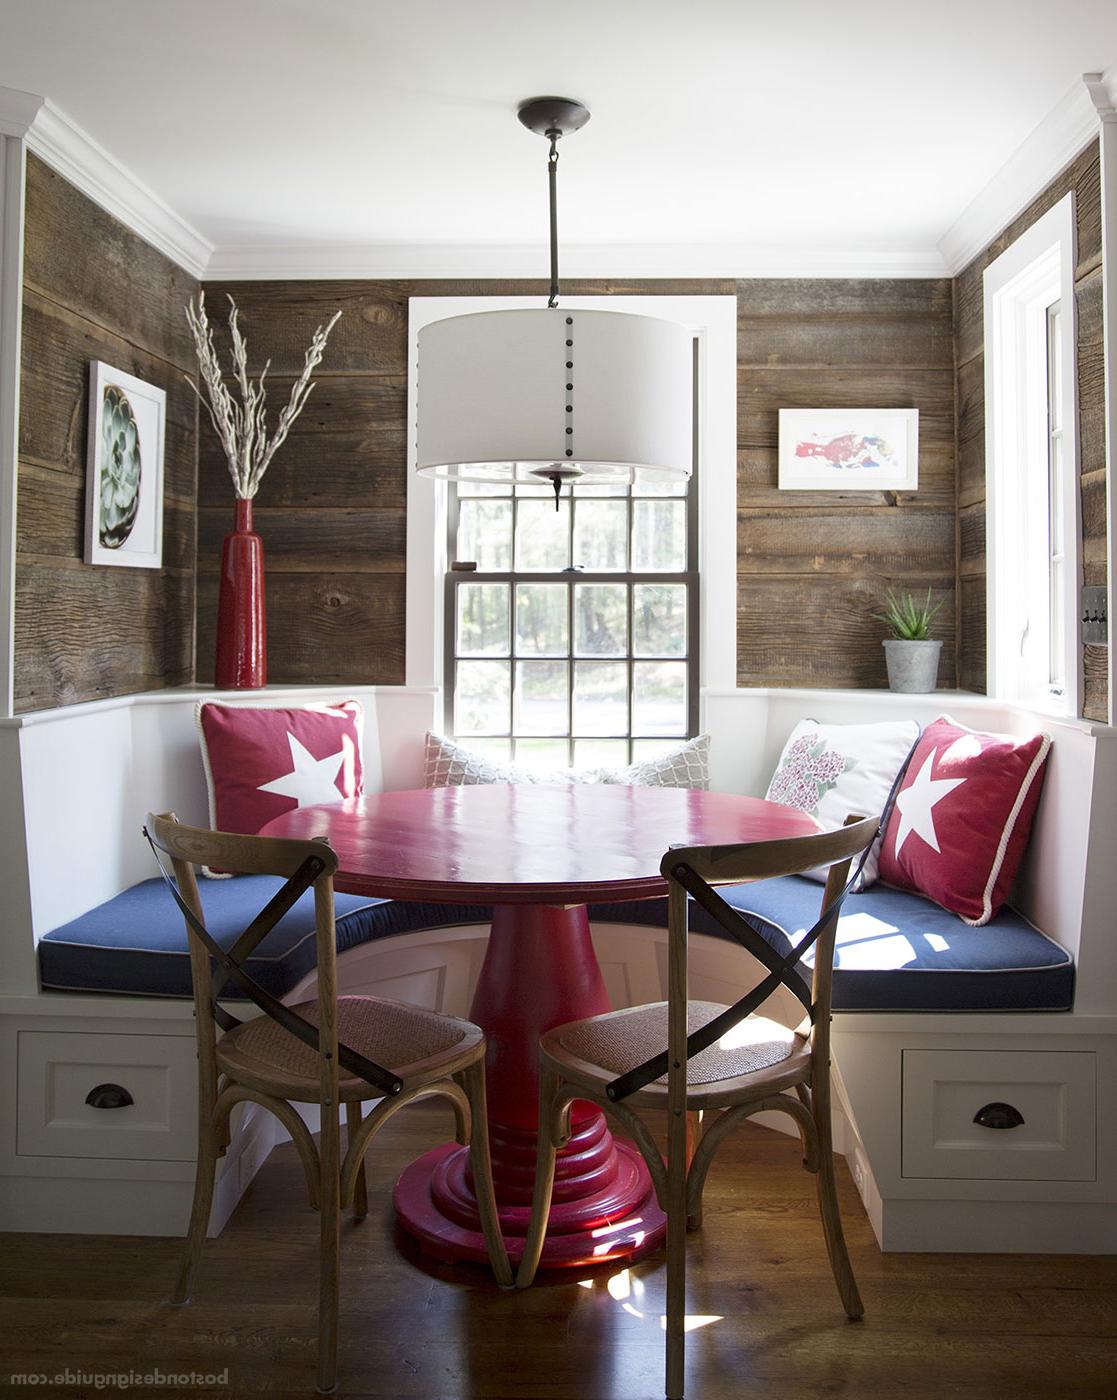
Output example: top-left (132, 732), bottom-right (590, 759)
top-left (10, 65), bottom-right (1116, 286)
top-left (0, 86), bottom-right (44, 140)
top-left (938, 66), bottom-right (1116, 276)
top-left (24, 99), bottom-right (212, 279)
top-left (204, 239), bottom-right (950, 281)
top-left (1084, 68), bottom-right (1117, 120)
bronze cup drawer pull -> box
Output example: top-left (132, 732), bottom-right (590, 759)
top-left (973, 1101), bottom-right (1025, 1130)
top-left (85, 1083), bottom-right (135, 1110)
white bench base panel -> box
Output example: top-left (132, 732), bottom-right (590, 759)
top-left (3, 921), bottom-right (1114, 1254)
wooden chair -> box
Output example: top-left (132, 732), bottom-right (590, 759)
top-left (515, 815), bottom-right (878, 1400)
top-left (145, 813), bottom-right (512, 1394)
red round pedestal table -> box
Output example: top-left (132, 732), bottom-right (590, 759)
top-left (262, 783), bottom-right (818, 1270)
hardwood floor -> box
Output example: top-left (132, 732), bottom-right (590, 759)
top-left (2, 1102), bottom-right (1115, 1399)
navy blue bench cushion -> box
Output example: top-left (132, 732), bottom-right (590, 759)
top-left (39, 874), bottom-right (1074, 1013)
top-left (591, 876), bottom-right (1074, 1012)
top-left (38, 877), bottom-right (492, 999)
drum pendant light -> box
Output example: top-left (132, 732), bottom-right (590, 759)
top-left (415, 97), bottom-right (693, 508)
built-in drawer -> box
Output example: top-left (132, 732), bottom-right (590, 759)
top-left (17, 1030), bottom-right (197, 1162)
top-left (901, 1049), bottom-right (1096, 1182)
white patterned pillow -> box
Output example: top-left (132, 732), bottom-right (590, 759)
top-left (598, 734), bottom-right (710, 790)
top-left (765, 719), bottom-right (919, 888)
top-left (423, 733), bottom-right (595, 787)
top-left (424, 732), bottom-right (710, 790)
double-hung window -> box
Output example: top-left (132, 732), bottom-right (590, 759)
top-left (445, 461), bottom-right (698, 768)
top-left (405, 294), bottom-right (739, 738)
top-left (984, 193), bottom-right (1082, 714)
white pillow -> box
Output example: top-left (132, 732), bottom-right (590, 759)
top-left (765, 719), bottom-right (919, 888)
top-left (423, 733), bottom-right (590, 787)
top-left (424, 732), bottom-right (710, 791)
top-left (598, 734), bottom-right (710, 790)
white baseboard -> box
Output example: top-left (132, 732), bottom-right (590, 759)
top-left (879, 1198), bottom-right (1117, 1253)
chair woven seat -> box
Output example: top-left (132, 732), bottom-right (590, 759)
top-left (551, 1001), bottom-right (803, 1088)
top-left (217, 994), bottom-right (480, 1100)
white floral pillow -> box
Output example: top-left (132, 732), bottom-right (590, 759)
top-left (765, 719), bottom-right (919, 888)
top-left (424, 732), bottom-right (710, 791)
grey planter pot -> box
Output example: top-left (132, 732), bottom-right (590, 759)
top-left (883, 639), bottom-right (942, 693)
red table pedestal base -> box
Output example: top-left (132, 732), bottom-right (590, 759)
top-left (393, 902), bottom-right (668, 1269)
top-left (394, 1137), bottom-right (666, 1269)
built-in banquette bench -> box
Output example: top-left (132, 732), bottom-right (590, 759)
top-left (2, 684), bottom-right (1115, 1253)
top-left (37, 875), bottom-right (1074, 1013)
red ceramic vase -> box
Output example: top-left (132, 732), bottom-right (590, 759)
top-left (215, 499), bottom-right (266, 689)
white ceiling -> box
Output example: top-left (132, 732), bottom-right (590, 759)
top-left (2, 0), bottom-right (1116, 275)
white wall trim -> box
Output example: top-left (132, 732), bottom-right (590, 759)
top-left (1086, 76), bottom-right (1117, 725)
top-left (0, 680), bottom-right (439, 728)
top-left (983, 193), bottom-right (1083, 716)
top-left (206, 241), bottom-right (950, 281)
top-left (8, 73), bottom-right (1117, 285)
top-left (0, 86), bottom-right (43, 140)
top-left (404, 295), bottom-right (738, 697)
top-left (939, 68), bottom-right (1115, 277)
top-left (25, 98), bottom-right (211, 279)
top-left (0, 90), bottom-right (41, 721)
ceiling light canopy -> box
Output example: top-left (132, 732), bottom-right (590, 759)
top-left (415, 97), bottom-right (693, 506)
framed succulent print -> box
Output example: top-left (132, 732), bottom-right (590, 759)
top-left (84, 361), bottom-right (166, 568)
top-left (778, 408), bottom-right (919, 491)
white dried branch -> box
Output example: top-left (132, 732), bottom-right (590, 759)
top-left (183, 292), bottom-right (341, 499)
top-left (252, 310), bottom-right (341, 491)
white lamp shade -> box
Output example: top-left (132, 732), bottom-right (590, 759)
top-left (415, 307), bottom-right (693, 483)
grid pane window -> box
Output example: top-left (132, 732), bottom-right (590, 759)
top-left (458, 499), bottom-right (512, 571)
top-left (633, 584), bottom-right (687, 658)
top-left (447, 469), bottom-right (697, 767)
top-left (515, 583), bottom-right (568, 656)
top-left (573, 662), bottom-right (629, 736)
top-left (574, 583), bottom-right (627, 656)
top-left (514, 500), bottom-right (571, 570)
top-left (454, 661), bottom-right (510, 736)
top-left (513, 661), bottom-right (569, 736)
top-left (632, 499), bottom-right (686, 571)
top-left (456, 583), bottom-right (510, 657)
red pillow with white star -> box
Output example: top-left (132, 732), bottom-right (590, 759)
top-left (196, 701), bottom-right (364, 877)
top-left (878, 716), bottom-right (1050, 926)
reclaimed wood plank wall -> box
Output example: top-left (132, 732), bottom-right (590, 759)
top-left (737, 279), bottom-right (956, 688)
top-left (14, 159), bottom-right (1108, 711)
top-left (953, 139), bottom-right (1106, 721)
top-left (196, 277), bottom-right (956, 690)
top-left (194, 279), bottom-right (413, 685)
top-left (16, 155), bottom-right (198, 712)
top-left (194, 279), bottom-right (734, 685)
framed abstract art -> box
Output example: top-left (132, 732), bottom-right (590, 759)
top-left (778, 408), bottom-right (919, 491)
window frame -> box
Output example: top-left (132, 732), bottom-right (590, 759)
top-left (984, 192), bottom-right (1083, 716)
top-left (405, 295), bottom-right (739, 717)
top-left (443, 462), bottom-right (702, 763)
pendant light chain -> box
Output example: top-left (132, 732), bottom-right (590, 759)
top-left (547, 131), bottom-right (561, 308)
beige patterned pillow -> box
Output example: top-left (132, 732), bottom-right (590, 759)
top-left (423, 733), bottom-right (594, 787)
top-left (424, 732), bottom-right (710, 790)
top-left (597, 734), bottom-right (710, 790)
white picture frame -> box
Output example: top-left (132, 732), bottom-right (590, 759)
top-left (84, 360), bottom-right (166, 568)
top-left (778, 408), bottom-right (919, 491)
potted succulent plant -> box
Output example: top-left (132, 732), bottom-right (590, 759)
top-left (876, 588), bottom-right (944, 693)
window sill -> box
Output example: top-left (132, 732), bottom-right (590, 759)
top-left (701, 686), bottom-right (1114, 740)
